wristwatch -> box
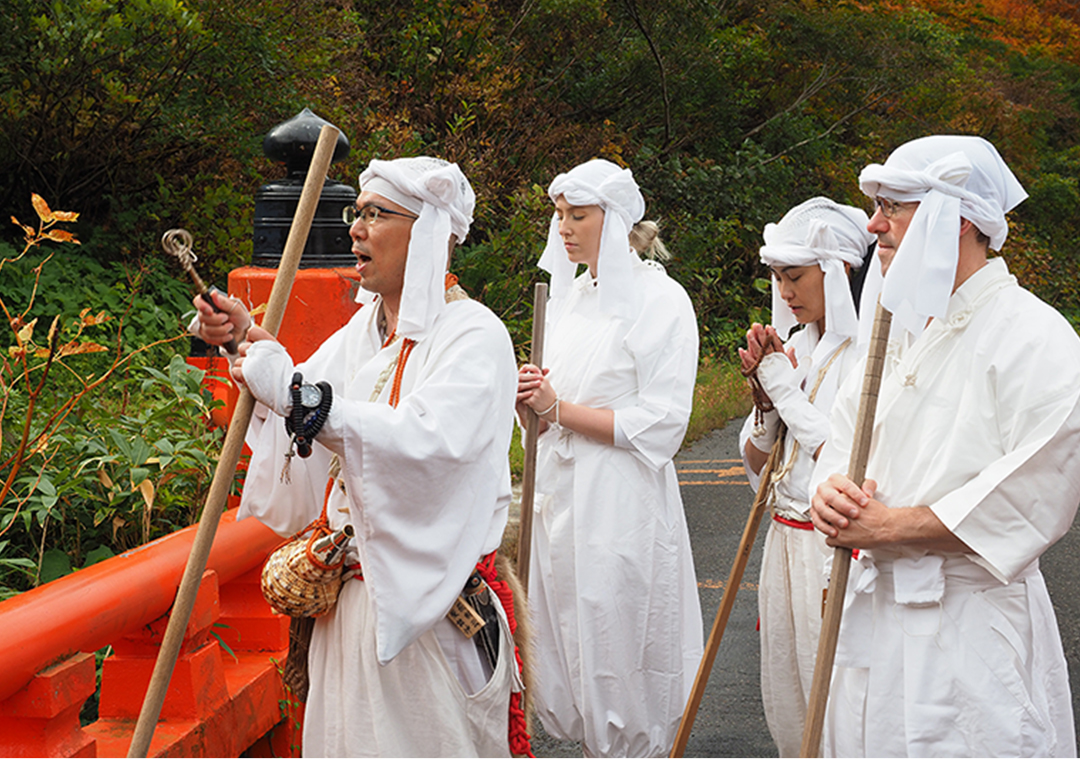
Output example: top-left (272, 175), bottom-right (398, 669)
top-left (285, 372), bottom-right (333, 458)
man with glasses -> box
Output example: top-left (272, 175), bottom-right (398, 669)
top-left (190, 157), bottom-right (527, 757)
top-left (810, 135), bottom-right (1080, 757)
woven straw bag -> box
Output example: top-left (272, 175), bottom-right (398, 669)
top-left (261, 474), bottom-right (353, 618)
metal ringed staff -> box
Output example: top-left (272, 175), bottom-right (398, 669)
top-left (516, 282), bottom-right (548, 588)
top-left (800, 301), bottom-right (893, 758)
top-left (127, 124), bottom-right (341, 758)
top-left (669, 421), bottom-right (788, 757)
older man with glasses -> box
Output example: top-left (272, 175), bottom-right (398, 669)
top-left (190, 157), bottom-right (528, 757)
top-left (810, 135), bottom-right (1080, 757)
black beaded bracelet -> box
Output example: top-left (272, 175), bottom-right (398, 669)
top-left (285, 373), bottom-right (333, 458)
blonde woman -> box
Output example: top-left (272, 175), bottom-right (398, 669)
top-left (517, 159), bottom-right (703, 757)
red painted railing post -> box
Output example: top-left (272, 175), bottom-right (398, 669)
top-left (0, 653), bottom-right (98, 758)
top-left (217, 565), bottom-right (290, 653)
top-left (99, 570), bottom-right (227, 723)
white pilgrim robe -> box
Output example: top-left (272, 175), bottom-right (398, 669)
top-left (237, 294), bottom-right (520, 757)
top-left (528, 257), bottom-right (704, 757)
top-left (738, 324), bottom-right (861, 758)
top-left (812, 257), bottom-right (1080, 757)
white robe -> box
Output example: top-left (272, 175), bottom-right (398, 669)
top-left (738, 325), bottom-right (861, 757)
top-left (528, 258), bottom-right (704, 758)
top-left (237, 295), bottom-right (520, 757)
top-left (812, 257), bottom-right (1080, 757)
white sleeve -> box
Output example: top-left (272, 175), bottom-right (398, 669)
top-left (617, 280), bottom-right (700, 469)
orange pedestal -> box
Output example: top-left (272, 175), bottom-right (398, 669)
top-left (0, 654), bottom-right (97, 758)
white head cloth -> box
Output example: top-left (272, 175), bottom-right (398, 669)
top-left (859, 135), bottom-right (1027, 336)
top-left (358, 157), bottom-right (476, 339)
top-left (760, 197), bottom-right (873, 341)
top-left (538, 159), bottom-right (646, 320)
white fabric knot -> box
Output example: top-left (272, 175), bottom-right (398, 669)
top-left (859, 135), bottom-right (1027, 338)
top-left (358, 157), bottom-right (476, 339)
top-left (538, 159), bottom-right (646, 321)
top-left (759, 197), bottom-right (873, 341)
top-left (948, 308), bottom-right (973, 328)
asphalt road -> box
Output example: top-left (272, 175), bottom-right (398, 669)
top-left (529, 417), bottom-right (1080, 757)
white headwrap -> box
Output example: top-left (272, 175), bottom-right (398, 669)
top-left (358, 157), bottom-right (476, 339)
top-left (538, 159), bottom-right (646, 320)
top-left (759, 197), bottom-right (873, 341)
top-left (859, 135), bottom-right (1027, 336)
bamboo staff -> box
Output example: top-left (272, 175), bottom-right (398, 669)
top-left (669, 422), bottom-right (787, 758)
top-left (127, 124), bottom-right (340, 758)
top-left (800, 302), bottom-right (893, 758)
top-left (516, 282), bottom-right (548, 587)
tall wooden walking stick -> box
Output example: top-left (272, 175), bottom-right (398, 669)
top-left (800, 301), bottom-right (893, 758)
top-left (515, 282), bottom-right (548, 587)
top-left (126, 124), bottom-right (340, 758)
top-left (669, 422), bottom-right (787, 757)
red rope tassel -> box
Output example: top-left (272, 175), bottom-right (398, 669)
top-left (477, 552), bottom-right (534, 758)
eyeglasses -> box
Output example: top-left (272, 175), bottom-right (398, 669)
top-left (873, 196), bottom-right (917, 219)
top-left (342, 203), bottom-right (419, 226)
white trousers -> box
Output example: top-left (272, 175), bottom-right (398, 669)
top-left (304, 579), bottom-right (515, 757)
top-left (758, 518), bottom-right (827, 758)
top-left (823, 559), bottom-right (1076, 757)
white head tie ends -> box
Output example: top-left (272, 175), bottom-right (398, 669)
top-left (859, 135), bottom-right (1027, 336)
top-left (538, 159), bottom-right (646, 319)
top-left (358, 157), bottom-right (476, 339)
top-left (759, 197), bottom-right (873, 341)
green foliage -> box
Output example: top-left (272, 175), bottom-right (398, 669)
top-left (0, 354), bottom-right (226, 597)
top-left (0, 210), bottom-right (223, 597)
top-left (0, 249), bottom-right (192, 372)
top-left (455, 185), bottom-right (552, 354)
top-left (0, 0), bottom-right (340, 274)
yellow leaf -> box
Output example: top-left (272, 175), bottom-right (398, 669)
top-left (58, 341), bottom-right (109, 356)
top-left (16, 318), bottom-right (37, 345)
top-left (43, 229), bottom-right (80, 245)
top-left (112, 515), bottom-right (125, 542)
top-left (8, 346), bottom-right (26, 359)
top-left (134, 479), bottom-right (155, 513)
top-left (52, 210), bottom-right (79, 223)
top-left (10, 216), bottom-right (34, 237)
top-left (81, 312), bottom-right (111, 326)
top-left (31, 193), bottom-right (54, 224)
top-left (98, 469), bottom-right (114, 489)
top-left (33, 348), bottom-right (52, 358)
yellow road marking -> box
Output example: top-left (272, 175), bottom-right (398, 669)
top-left (697, 578), bottom-right (759, 591)
top-left (677, 459), bottom-right (748, 485)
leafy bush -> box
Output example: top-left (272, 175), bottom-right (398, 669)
top-left (0, 198), bottom-right (224, 599)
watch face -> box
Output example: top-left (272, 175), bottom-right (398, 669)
top-left (299, 384), bottom-right (323, 408)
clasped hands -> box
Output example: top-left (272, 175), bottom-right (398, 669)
top-left (738, 322), bottom-right (796, 380)
top-left (811, 474), bottom-right (892, 549)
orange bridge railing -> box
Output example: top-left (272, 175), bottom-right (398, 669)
top-left (0, 506), bottom-right (299, 758)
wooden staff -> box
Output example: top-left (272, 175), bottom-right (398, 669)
top-left (127, 124), bottom-right (340, 758)
top-left (515, 282), bottom-right (548, 587)
top-left (800, 302), bottom-right (893, 758)
top-left (670, 421), bottom-right (787, 757)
